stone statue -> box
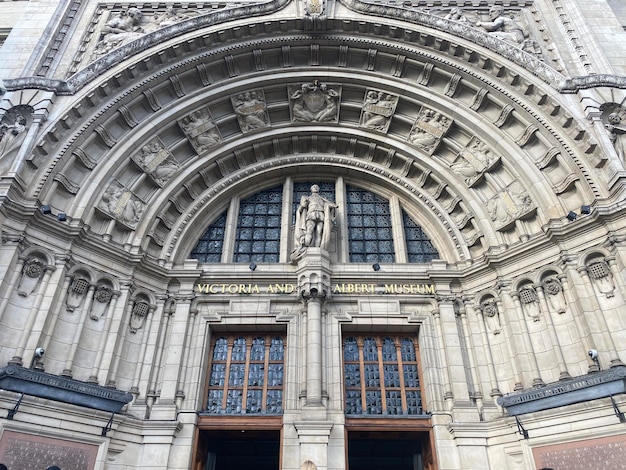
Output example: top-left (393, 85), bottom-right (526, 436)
top-left (445, 7), bottom-right (468, 23)
top-left (289, 81), bottom-right (340, 123)
top-left (292, 184), bottom-right (337, 258)
top-left (93, 8), bottom-right (145, 58)
top-left (605, 111), bottom-right (626, 160)
top-left (0, 113), bottom-right (27, 158)
top-left (476, 6), bottom-right (527, 44)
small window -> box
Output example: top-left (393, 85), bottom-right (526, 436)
top-left (190, 211), bottom-right (227, 263)
top-left (206, 334), bottom-right (285, 415)
top-left (343, 334), bottom-right (425, 417)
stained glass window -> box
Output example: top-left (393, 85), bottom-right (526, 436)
top-left (343, 334), bottom-right (424, 416)
top-left (190, 211), bottom-right (227, 263)
top-left (234, 186), bottom-right (283, 263)
top-left (403, 211), bottom-right (439, 262)
top-left (206, 334), bottom-right (285, 415)
top-left (346, 186), bottom-right (395, 262)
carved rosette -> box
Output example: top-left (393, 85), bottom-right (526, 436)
top-left (178, 108), bottom-right (222, 154)
top-left (17, 257), bottom-right (46, 297)
top-left (480, 299), bottom-right (501, 335)
top-left (90, 284), bottom-right (114, 320)
top-left (542, 277), bottom-right (567, 314)
top-left (407, 107), bottom-right (452, 154)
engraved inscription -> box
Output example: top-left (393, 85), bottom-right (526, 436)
top-left (533, 435), bottom-right (626, 470)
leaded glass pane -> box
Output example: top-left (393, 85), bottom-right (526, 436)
top-left (248, 364), bottom-right (264, 386)
top-left (268, 364), bottom-right (283, 386)
top-left (270, 337), bottom-right (284, 361)
top-left (344, 364), bottom-right (361, 387)
top-left (403, 210), bottom-right (439, 263)
top-left (406, 390), bottom-right (423, 415)
top-left (246, 390), bottom-right (263, 413)
top-left (343, 337), bottom-right (359, 361)
top-left (382, 338), bottom-right (397, 361)
top-left (212, 338), bottom-right (228, 360)
top-left (401, 338), bottom-right (416, 361)
top-left (266, 390), bottom-right (283, 414)
top-left (366, 390), bottom-right (383, 414)
top-left (229, 363), bottom-right (245, 387)
top-left (363, 337), bottom-right (378, 361)
top-left (226, 390), bottom-right (243, 413)
top-left (251, 337), bottom-right (265, 361)
top-left (386, 390), bottom-right (403, 415)
top-left (234, 186), bottom-right (282, 263)
top-left (384, 364), bottom-right (401, 388)
top-left (403, 364), bottom-right (420, 387)
top-left (190, 211), bottom-right (227, 263)
top-left (364, 364), bottom-right (380, 387)
top-left (232, 337), bottom-right (247, 361)
top-left (346, 390), bottom-right (362, 415)
top-left (347, 186), bottom-right (395, 262)
top-left (207, 389), bottom-right (223, 413)
top-left (209, 364), bottom-right (226, 386)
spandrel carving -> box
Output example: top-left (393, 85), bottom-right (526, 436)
top-left (92, 7), bottom-right (146, 60)
top-left (98, 181), bottom-right (145, 228)
top-left (288, 80), bottom-right (341, 123)
top-left (231, 91), bottom-right (270, 133)
top-left (451, 137), bottom-right (500, 186)
top-left (132, 138), bottom-right (180, 186)
top-left (359, 90), bottom-right (398, 133)
top-left (178, 108), bottom-right (222, 154)
top-left (487, 181), bottom-right (535, 231)
top-left (408, 107), bottom-right (452, 154)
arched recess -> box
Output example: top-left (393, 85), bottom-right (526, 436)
top-left (18, 12), bottom-right (603, 267)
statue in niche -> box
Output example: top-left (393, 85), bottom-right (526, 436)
top-left (98, 181), bottom-right (145, 228)
top-left (66, 276), bottom-right (90, 312)
top-left (178, 108), bottom-right (221, 154)
top-left (90, 284), bottom-right (114, 320)
top-left (292, 184), bottom-right (337, 260)
top-left (451, 137), bottom-right (499, 185)
top-left (587, 260), bottom-right (615, 299)
top-left (92, 8), bottom-right (145, 59)
top-left (480, 299), bottom-right (501, 335)
top-left (604, 109), bottom-right (626, 161)
top-left (17, 257), bottom-right (46, 297)
top-left (408, 107), bottom-right (451, 154)
top-left (542, 277), bottom-right (567, 314)
top-left (231, 91), bottom-right (270, 133)
top-left (519, 287), bottom-right (541, 321)
top-left (360, 90), bottom-right (398, 133)
top-left (0, 112), bottom-right (27, 159)
top-left (475, 6), bottom-right (527, 45)
top-left (133, 138), bottom-right (180, 186)
top-left (288, 81), bottom-right (341, 123)
top-left (487, 181), bottom-right (534, 229)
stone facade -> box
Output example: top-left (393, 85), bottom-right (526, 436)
top-left (0, 1), bottom-right (626, 469)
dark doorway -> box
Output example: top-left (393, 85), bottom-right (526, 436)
top-left (347, 431), bottom-right (425, 470)
top-left (201, 429), bottom-right (281, 470)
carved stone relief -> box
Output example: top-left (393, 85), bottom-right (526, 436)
top-left (129, 299), bottom-right (150, 333)
top-left (519, 286), bottom-right (541, 321)
top-left (601, 104), bottom-right (626, 161)
top-left (486, 181), bottom-right (535, 231)
top-left (231, 91), bottom-right (270, 133)
top-left (66, 276), bottom-right (90, 312)
top-left (178, 108), bottom-right (222, 154)
top-left (587, 260), bottom-right (615, 299)
top-left (542, 277), bottom-right (567, 314)
top-left (89, 284), bottom-right (114, 321)
top-left (288, 81), bottom-right (341, 123)
top-left (131, 137), bottom-right (180, 186)
top-left (0, 106), bottom-right (30, 160)
top-left (359, 90), bottom-right (398, 133)
top-left (480, 298), bottom-right (501, 335)
top-left (451, 137), bottom-right (500, 186)
top-left (407, 107), bottom-right (452, 154)
top-left (17, 257), bottom-right (46, 297)
top-left (97, 180), bottom-right (146, 229)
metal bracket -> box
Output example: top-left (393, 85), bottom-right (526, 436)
top-left (515, 416), bottom-right (529, 439)
top-left (101, 412), bottom-right (115, 436)
top-left (6, 393), bottom-right (24, 420)
top-left (610, 396), bottom-right (626, 423)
